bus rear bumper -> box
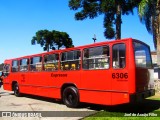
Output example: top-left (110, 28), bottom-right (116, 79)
top-left (130, 89), bottom-right (155, 102)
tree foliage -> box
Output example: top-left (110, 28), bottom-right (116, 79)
top-left (31, 30), bottom-right (74, 52)
top-left (138, 0), bottom-right (160, 65)
top-left (69, 0), bottom-right (140, 39)
top-left (138, 0), bottom-right (159, 49)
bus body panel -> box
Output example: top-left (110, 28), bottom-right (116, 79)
top-left (80, 70), bottom-right (112, 105)
top-left (111, 92), bottom-right (129, 105)
top-left (80, 70), bottom-right (111, 92)
top-left (19, 71), bottom-right (81, 98)
top-left (79, 89), bottom-right (112, 105)
top-left (3, 82), bottom-right (11, 91)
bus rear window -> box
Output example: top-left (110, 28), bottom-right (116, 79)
top-left (133, 42), bottom-right (152, 68)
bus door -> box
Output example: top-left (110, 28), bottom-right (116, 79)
top-left (111, 43), bottom-right (129, 103)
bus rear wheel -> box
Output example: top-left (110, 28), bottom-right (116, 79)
top-left (13, 83), bottom-right (21, 97)
top-left (63, 86), bottom-right (79, 108)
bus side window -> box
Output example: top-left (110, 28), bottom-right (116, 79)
top-left (44, 54), bottom-right (59, 71)
top-left (83, 46), bottom-right (110, 70)
top-left (12, 60), bottom-right (19, 72)
top-left (30, 56), bottom-right (42, 71)
top-left (61, 50), bottom-right (81, 71)
top-left (112, 44), bottom-right (126, 69)
top-left (20, 58), bottom-right (29, 72)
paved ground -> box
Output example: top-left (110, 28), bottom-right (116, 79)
top-left (0, 86), bottom-right (96, 120)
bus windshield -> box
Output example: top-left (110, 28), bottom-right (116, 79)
top-left (133, 42), bottom-right (152, 68)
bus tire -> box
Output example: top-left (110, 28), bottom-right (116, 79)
top-left (13, 83), bottom-right (21, 97)
top-left (63, 86), bottom-right (79, 108)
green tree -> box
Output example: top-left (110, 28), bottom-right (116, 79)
top-left (69, 0), bottom-right (139, 40)
top-left (31, 30), bottom-right (54, 52)
top-left (53, 30), bottom-right (74, 50)
top-left (31, 30), bottom-right (74, 52)
top-left (138, 0), bottom-right (160, 65)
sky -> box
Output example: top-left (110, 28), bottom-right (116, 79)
top-left (0, 0), bottom-right (154, 64)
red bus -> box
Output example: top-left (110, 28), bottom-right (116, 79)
top-left (2, 38), bottom-right (155, 107)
